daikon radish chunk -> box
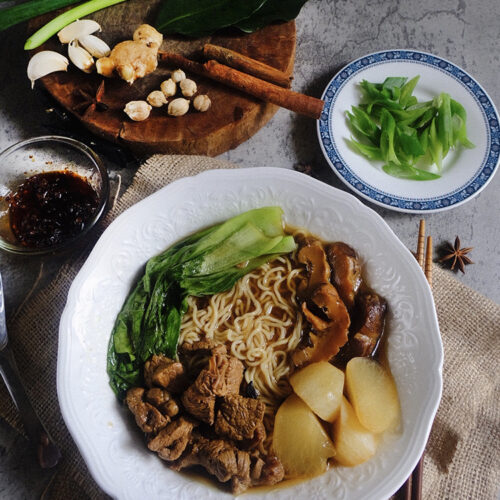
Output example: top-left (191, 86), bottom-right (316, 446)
top-left (345, 357), bottom-right (400, 433)
top-left (290, 361), bottom-right (344, 422)
top-left (273, 394), bottom-right (335, 478)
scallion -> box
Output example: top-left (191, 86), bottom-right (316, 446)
top-left (24, 0), bottom-right (127, 50)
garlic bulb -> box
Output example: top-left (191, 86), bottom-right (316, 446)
top-left (58, 20), bottom-right (100, 44)
top-left (68, 41), bottom-right (94, 73)
top-left (27, 51), bottom-right (69, 89)
top-left (78, 35), bottom-right (110, 58)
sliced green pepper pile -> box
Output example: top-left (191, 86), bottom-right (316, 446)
top-left (346, 76), bottom-right (474, 181)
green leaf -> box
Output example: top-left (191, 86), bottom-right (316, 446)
top-left (382, 162), bottom-right (441, 180)
top-left (155, 0), bottom-right (266, 37)
top-left (235, 0), bottom-right (308, 33)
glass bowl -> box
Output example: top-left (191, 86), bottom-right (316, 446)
top-left (0, 136), bottom-right (109, 255)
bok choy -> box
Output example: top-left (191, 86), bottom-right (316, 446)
top-left (107, 206), bottom-right (297, 400)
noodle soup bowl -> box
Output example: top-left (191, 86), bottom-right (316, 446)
top-left (59, 167), bottom-right (442, 500)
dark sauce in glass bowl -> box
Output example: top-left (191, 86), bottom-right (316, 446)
top-left (6, 170), bottom-right (99, 249)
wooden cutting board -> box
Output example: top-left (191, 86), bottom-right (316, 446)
top-left (30, 0), bottom-right (296, 156)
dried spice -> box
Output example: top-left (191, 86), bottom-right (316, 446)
top-left (72, 80), bottom-right (108, 114)
top-left (438, 236), bottom-right (473, 273)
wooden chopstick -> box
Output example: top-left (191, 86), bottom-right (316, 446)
top-left (416, 219), bottom-right (426, 269)
top-left (396, 222), bottom-right (433, 500)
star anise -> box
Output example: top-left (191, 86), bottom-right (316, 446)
top-left (294, 163), bottom-right (315, 177)
top-left (438, 236), bottom-right (473, 273)
top-left (72, 80), bottom-right (108, 115)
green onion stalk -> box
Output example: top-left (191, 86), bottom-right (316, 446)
top-left (24, 0), bottom-right (127, 50)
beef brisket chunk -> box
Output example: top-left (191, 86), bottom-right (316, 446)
top-left (181, 349), bottom-right (244, 424)
top-left (172, 435), bottom-right (252, 493)
top-left (145, 388), bottom-right (180, 418)
top-left (215, 395), bottom-right (265, 442)
top-left (181, 387), bottom-right (216, 425)
top-left (144, 355), bottom-right (187, 393)
top-left (148, 417), bottom-right (196, 461)
top-left (125, 387), bottom-right (169, 435)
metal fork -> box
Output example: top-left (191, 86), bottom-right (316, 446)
top-left (0, 272), bottom-right (61, 468)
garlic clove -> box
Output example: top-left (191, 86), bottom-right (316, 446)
top-left (78, 34), bottom-right (110, 58)
top-left (58, 19), bottom-right (101, 44)
top-left (27, 50), bottom-right (69, 89)
top-left (68, 40), bottom-right (95, 74)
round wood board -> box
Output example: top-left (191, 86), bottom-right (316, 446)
top-left (30, 0), bottom-right (296, 156)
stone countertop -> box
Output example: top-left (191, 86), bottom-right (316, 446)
top-left (0, 0), bottom-right (499, 497)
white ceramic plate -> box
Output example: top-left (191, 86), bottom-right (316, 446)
top-left (58, 168), bottom-right (443, 500)
top-left (317, 49), bottom-right (500, 213)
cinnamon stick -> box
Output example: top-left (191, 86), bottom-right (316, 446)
top-left (203, 43), bottom-right (292, 88)
top-left (159, 52), bottom-right (324, 119)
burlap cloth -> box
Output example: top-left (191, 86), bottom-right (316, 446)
top-left (1, 155), bottom-right (498, 499)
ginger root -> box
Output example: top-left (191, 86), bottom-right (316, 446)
top-left (96, 24), bottom-right (162, 84)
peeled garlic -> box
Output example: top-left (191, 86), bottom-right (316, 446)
top-left (78, 35), bottom-right (110, 58)
top-left (58, 19), bottom-right (100, 44)
top-left (160, 78), bottom-right (176, 97)
top-left (124, 101), bottom-right (152, 121)
top-left (147, 90), bottom-right (167, 107)
top-left (27, 51), bottom-right (69, 89)
top-left (168, 98), bottom-right (189, 117)
top-left (180, 78), bottom-right (197, 97)
top-left (171, 69), bottom-right (186, 83)
top-left (68, 41), bottom-right (94, 73)
top-left (193, 94), bottom-right (211, 112)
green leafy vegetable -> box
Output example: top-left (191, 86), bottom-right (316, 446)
top-left (155, 0), bottom-right (265, 37)
top-left (0, 0), bottom-right (82, 33)
top-left (346, 76), bottom-right (475, 181)
top-left (107, 207), bottom-right (297, 400)
top-left (155, 0), bottom-right (308, 37)
top-left (24, 0), bottom-right (127, 50)
top-left (235, 0), bottom-right (308, 33)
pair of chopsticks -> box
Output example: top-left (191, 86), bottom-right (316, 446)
top-left (396, 219), bottom-right (432, 500)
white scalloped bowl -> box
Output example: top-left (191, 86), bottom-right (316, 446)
top-left (58, 168), bottom-right (442, 500)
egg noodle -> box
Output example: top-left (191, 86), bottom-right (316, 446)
top-left (179, 256), bottom-right (304, 427)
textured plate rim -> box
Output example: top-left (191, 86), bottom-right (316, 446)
top-left (57, 167), bottom-right (443, 499)
top-left (317, 49), bottom-right (500, 213)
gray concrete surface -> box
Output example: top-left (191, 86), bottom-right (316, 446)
top-left (0, 0), bottom-right (498, 497)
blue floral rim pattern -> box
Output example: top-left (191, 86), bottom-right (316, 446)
top-left (317, 50), bottom-right (500, 212)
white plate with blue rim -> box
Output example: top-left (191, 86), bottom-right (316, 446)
top-left (317, 49), bottom-right (500, 213)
